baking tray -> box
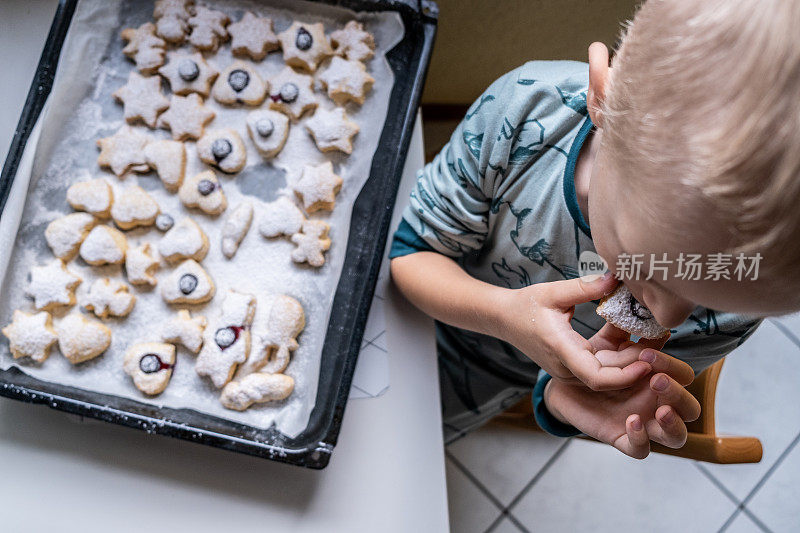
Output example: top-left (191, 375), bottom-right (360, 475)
top-left (0, 0), bottom-right (437, 470)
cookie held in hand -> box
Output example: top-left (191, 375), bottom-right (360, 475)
top-left (596, 285), bottom-right (669, 339)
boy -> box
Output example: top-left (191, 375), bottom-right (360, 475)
top-left (390, 0), bottom-right (800, 458)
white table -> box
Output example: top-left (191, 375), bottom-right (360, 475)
top-left (0, 2), bottom-right (449, 531)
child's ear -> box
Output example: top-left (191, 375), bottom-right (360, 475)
top-left (587, 42), bottom-right (610, 128)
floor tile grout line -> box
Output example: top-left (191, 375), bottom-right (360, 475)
top-left (504, 438), bottom-right (573, 513)
top-left (741, 507), bottom-right (774, 533)
top-left (506, 511), bottom-right (532, 533)
top-left (445, 450), bottom-right (507, 513)
top-left (717, 507), bottom-right (742, 533)
top-left (740, 429), bottom-right (800, 507)
top-left (695, 462), bottom-right (744, 508)
top-left (769, 318), bottom-right (800, 351)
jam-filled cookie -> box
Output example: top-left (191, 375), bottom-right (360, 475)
top-left (157, 93), bottom-right (216, 141)
top-left (596, 285), bottom-right (669, 339)
top-left (120, 22), bottom-right (166, 75)
top-left (220, 373), bottom-right (295, 411)
top-left (212, 61), bottom-right (268, 106)
top-left (161, 309), bottom-right (206, 354)
top-left (161, 259), bottom-right (215, 304)
top-left (79, 225), bottom-right (128, 266)
top-left (305, 106), bottom-right (359, 154)
top-left (290, 219), bottom-right (331, 268)
top-left (158, 216), bottom-right (209, 263)
top-left (229, 12), bottom-right (280, 61)
top-left (26, 259), bottom-right (82, 311)
top-left (56, 312), bottom-right (112, 364)
top-left (84, 278), bottom-right (136, 319)
top-left (196, 289), bottom-right (256, 388)
top-left (110, 185), bottom-right (160, 230)
top-left (45, 212), bottom-right (97, 261)
top-left (197, 128), bottom-right (247, 173)
top-left (2, 310), bottom-right (58, 363)
top-left (187, 6), bottom-right (229, 52)
top-left (153, 0), bottom-right (195, 44)
top-left (246, 109), bottom-right (290, 159)
top-left (67, 178), bottom-right (113, 219)
top-left (221, 201), bottom-right (253, 258)
top-left (158, 51), bottom-right (219, 97)
top-left (96, 126), bottom-right (150, 176)
top-left (277, 21), bottom-right (333, 72)
top-left (125, 243), bottom-right (159, 286)
top-left (123, 342), bottom-right (176, 395)
top-left (112, 71), bottom-right (169, 129)
top-left (267, 66), bottom-right (317, 121)
top-left (292, 161), bottom-right (342, 213)
top-left (318, 56), bottom-right (374, 106)
top-left (331, 20), bottom-right (375, 63)
top-left (179, 170), bottom-right (227, 215)
top-left (143, 139), bottom-right (186, 192)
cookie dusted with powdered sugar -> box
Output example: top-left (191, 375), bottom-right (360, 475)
top-left (56, 313), bottom-right (112, 365)
top-left (79, 225), bottom-right (128, 266)
top-left (158, 51), bottom-right (219, 97)
top-left (126, 243), bottom-right (159, 286)
top-left (161, 259), bottom-right (215, 305)
top-left (221, 201), bottom-right (253, 259)
top-left (197, 128), bottom-right (247, 173)
top-left (153, 0), bottom-right (195, 44)
top-left (158, 94), bottom-right (216, 141)
top-left (158, 217), bottom-right (209, 263)
top-left (121, 22), bottom-right (166, 74)
top-left (84, 278), bottom-right (136, 319)
top-left (246, 109), bottom-right (290, 159)
top-left (212, 61), bottom-right (268, 106)
top-left (318, 56), bottom-right (374, 106)
top-left (187, 6), bottom-right (229, 51)
top-left (258, 196), bottom-right (305, 239)
top-left (26, 259), bottom-right (82, 311)
top-left (196, 290), bottom-right (256, 388)
top-left (110, 185), bottom-right (160, 230)
top-left (229, 12), bottom-right (279, 61)
top-left (161, 309), bottom-right (206, 353)
top-left (220, 373), bottom-right (294, 411)
top-left (96, 126), bottom-right (150, 176)
top-left (596, 285), bottom-right (669, 339)
top-left (143, 139), bottom-right (186, 192)
top-left (112, 72), bottom-right (169, 129)
top-left (2, 310), bottom-right (58, 363)
top-left (305, 106), bottom-right (359, 154)
top-left (179, 170), bottom-right (227, 215)
top-left (45, 213), bottom-right (96, 261)
top-left (123, 342), bottom-right (176, 395)
top-left (267, 66), bottom-right (317, 121)
top-left (331, 20), bottom-right (375, 62)
top-left (291, 219), bottom-right (331, 268)
top-left (277, 21), bottom-right (333, 72)
top-left (67, 178), bottom-right (113, 219)
top-left (292, 161), bottom-right (342, 213)
top-left (238, 294), bottom-right (304, 376)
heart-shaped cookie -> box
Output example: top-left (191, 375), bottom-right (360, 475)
top-left (111, 185), bottom-right (161, 230)
top-left (56, 312), bottom-right (112, 364)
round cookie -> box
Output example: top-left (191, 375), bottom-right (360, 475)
top-left (45, 212), bottom-right (97, 261)
top-left (123, 342), bottom-right (176, 395)
top-left (158, 51), bottom-right (219, 97)
top-left (56, 312), bottom-right (112, 364)
top-left (67, 178), bottom-right (113, 219)
top-left (2, 310), bottom-right (58, 363)
top-left (246, 109), bottom-right (290, 159)
top-left (158, 216), bottom-right (209, 263)
top-left (212, 61), bottom-right (268, 106)
top-left (79, 225), bottom-right (128, 266)
top-left (229, 12), bottom-right (279, 61)
top-left (221, 201), bottom-right (253, 258)
top-left (26, 259), bottom-right (82, 311)
top-left (267, 66), bottom-right (317, 121)
top-left (305, 106), bottom-right (359, 154)
top-left (143, 139), bottom-right (186, 192)
top-left (197, 128), bottom-right (247, 173)
top-left (179, 170), bottom-right (227, 215)
top-left (84, 278), bottom-right (136, 319)
top-left (318, 56), bottom-right (375, 106)
top-left (161, 309), bottom-right (206, 353)
top-left (220, 373), bottom-right (294, 411)
top-left (110, 185), bottom-right (160, 230)
top-left (161, 259), bottom-right (215, 304)
top-left (277, 21), bottom-right (333, 72)
top-left (125, 243), bottom-right (159, 286)
top-left (187, 6), bottom-right (229, 51)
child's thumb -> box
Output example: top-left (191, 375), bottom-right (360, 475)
top-left (544, 271), bottom-right (618, 309)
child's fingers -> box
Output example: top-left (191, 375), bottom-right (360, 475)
top-left (646, 406), bottom-right (688, 449)
top-left (589, 323), bottom-right (632, 352)
top-left (557, 340), bottom-right (651, 391)
top-left (638, 349), bottom-right (695, 386)
top-left (650, 373), bottom-right (702, 422)
top-left (541, 274), bottom-right (619, 310)
top-left (614, 415), bottom-right (650, 459)
top-left (636, 332), bottom-right (671, 352)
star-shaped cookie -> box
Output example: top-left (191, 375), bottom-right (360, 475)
top-left (26, 259), bottom-right (82, 311)
top-left (112, 71), bottom-right (169, 128)
top-left (291, 219), bottom-right (331, 267)
top-left (96, 125), bottom-right (150, 176)
top-left (331, 20), bottom-right (375, 62)
top-left (267, 66), bottom-right (317, 121)
top-left (158, 51), bottom-right (219, 97)
top-left (292, 161), bottom-right (343, 212)
top-left (318, 56), bottom-right (375, 106)
top-left (158, 93), bottom-right (216, 141)
top-left (229, 12), bottom-right (279, 61)
top-left (2, 310), bottom-right (58, 362)
top-left (277, 21), bottom-right (333, 72)
top-left (120, 22), bottom-right (166, 74)
top-left (305, 106), bottom-right (360, 154)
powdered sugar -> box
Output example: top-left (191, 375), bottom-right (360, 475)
top-left (221, 201), bottom-right (253, 258)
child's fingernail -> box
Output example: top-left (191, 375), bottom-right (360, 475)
top-left (631, 417), bottom-right (643, 431)
top-left (602, 270), bottom-right (614, 280)
top-left (660, 409), bottom-right (675, 424)
top-left (640, 349), bottom-right (656, 363)
top-left (653, 375), bottom-right (668, 391)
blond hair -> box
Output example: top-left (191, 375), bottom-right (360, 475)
top-left (602, 0), bottom-right (800, 280)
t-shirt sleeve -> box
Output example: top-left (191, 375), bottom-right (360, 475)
top-left (390, 62), bottom-right (579, 259)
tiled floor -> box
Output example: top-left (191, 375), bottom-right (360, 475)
top-left (444, 315), bottom-right (800, 533)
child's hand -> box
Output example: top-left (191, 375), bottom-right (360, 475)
top-left (498, 273), bottom-right (689, 390)
top-left (544, 371), bottom-right (701, 459)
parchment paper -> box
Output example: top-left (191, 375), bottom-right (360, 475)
top-left (0, 0), bottom-right (403, 438)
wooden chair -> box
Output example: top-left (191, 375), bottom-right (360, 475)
top-left (492, 359), bottom-right (763, 464)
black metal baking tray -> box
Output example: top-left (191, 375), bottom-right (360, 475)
top-left (0, 0), bottom-right (437, 469)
